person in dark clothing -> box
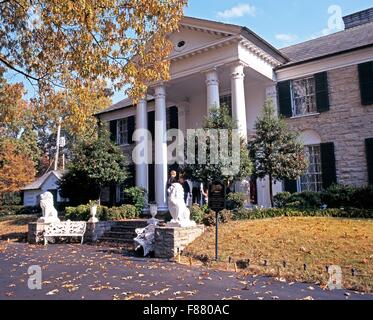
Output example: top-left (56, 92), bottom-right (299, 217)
top-left (179, 176), bottom-right (191, 205)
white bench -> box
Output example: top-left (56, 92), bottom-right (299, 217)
top-left (44, 221), bottom-right (87, 245)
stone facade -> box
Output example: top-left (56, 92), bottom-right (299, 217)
top-left (286, 64), bottom-right (373, 187)
top-left (28, 222), bottom-right (49, 244)
top-left (154, 225), bottom-right (205, 259)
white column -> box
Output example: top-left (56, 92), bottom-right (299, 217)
top-left (135, 98), bottom-right (149, 192)
top-left (154, 84), bottom-right (168, 211)
top-left (231, 63), bottom-right (248, 140)
top-left (205, 68), bottom-right (220, 112)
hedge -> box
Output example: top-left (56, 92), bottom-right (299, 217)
top-left (64, 204), bottom-right (139, 221)
top-left (233, 207), bottom-right (373, 220)
top-left (0, 205), bottom-right (40, 217)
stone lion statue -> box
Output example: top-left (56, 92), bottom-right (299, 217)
top-left (38, 191), bottom-right (60, 224)
top-left (167, 183), bottom-right (196, 228)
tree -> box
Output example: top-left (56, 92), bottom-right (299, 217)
top-left (0, 0), bottom-right (185, 101)
top-left (249, 100), bottom-right (308, 207)
top-left (59, 129), bottom-right (128, 205)
top-left (182, 106), bottom-right (252, 185)
top-left (0, 139), bottom-right (36, 196)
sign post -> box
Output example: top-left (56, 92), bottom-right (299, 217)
top-left (208, 181), bottom-right (226, 261)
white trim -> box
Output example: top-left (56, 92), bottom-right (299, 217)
top-left (276, 46), bottom-right (373, 81)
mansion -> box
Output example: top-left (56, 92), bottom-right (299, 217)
top-left (96, 8), bottom-right (373, 208)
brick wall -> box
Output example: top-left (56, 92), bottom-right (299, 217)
top-left (286, 64), bottom-right (373, 187)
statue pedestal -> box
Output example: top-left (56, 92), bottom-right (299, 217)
top-left (154, 225), bottom-right (205, 259)
top-left (166, 220), bottom-right (197, 228)
top-left (37, 217), bottom-right (60, 224)
top-left (28, 222), bottom-right (50, 244)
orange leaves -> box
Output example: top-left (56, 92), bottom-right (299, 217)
top-left (1, 0), bottom-right (185, 101)
top-left (0, 140), bottom-right (36, 193)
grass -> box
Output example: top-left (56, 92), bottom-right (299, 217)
top-left (183, 217), bottom-right (373, 293)
top-left (0, 215), bottom-right (37, 243)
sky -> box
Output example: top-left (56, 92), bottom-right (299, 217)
top-left (6, 0), bottom-right (373, 104)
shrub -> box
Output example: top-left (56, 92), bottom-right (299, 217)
top-left (65, 205), bottom-right (108, 221)
top-left (321, 184), bottom-right (356, 208)
top-left (354, 186), bottom-right (373, 209)
top-left (232, 207), bottom-right (373, 220)
top-left (273, 191), bottom-right (321, 210)
top-left (123, 187), bottom-right (147, 214)
top-left (226, 192), bottom-right (247, 210)
top-left (107, 205), bottom-right (138, 220)
top-left (190, 204), bottom-right (205, 224)
top-left (0, 205), bottom-right (39, 216)
top-left (202, 209), bottom-right (232, 226)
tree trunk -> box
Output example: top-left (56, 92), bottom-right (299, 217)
top-left (269, 174), bottom-right (274, 208)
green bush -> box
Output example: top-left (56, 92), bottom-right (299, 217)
top-left (354, 186), bottom-right (373, 209)
top-left (232, 207), bottom-right (373, 220)
top-left (226, 192), bottom-right (247, 210)
top-left (321, 184), bottom-right (356, 208)
top-left (190, 204), bottom-right (205, 224)
top-left (0, 205), bottom-right (39, 216)
top-left (107, 205), bottom-right (138, 220)
top-left (274, 191), bottom-right (321, 209)
top-left (123, 187), bottom-right (147, 214)
top-left (65, 205), bottom-right (108, 221)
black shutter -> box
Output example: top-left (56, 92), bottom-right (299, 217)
top-left (109, 120), bottom-right (117, 143)
top-left (320, 142), bottom-right (337, 189)
top-left (127, 116), bottom-right (135, 144)
top-left (277, 81), bottom-right (292, 118)
top-left (283, 179), bottom-right (297, 193)
top-left (169, 106), bottom-right (179, 129)
top-left (148, 111), bottom-right (155, 141)
top-left (365, 138), bottom-right (373, 185)
top-left (358, 61), bottom-right (373, 105)
top-left (315, 72), bottom-right (330, 112)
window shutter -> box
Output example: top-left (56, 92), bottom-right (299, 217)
top-left (148, 111), bottom-right (155, 141)
top-left (277, 81), bottom-right (292, 118)
top-left (365, 138), bottom-right (373, 185)
top-left (169, 106), bottom-right (179, 129)
top-left (109, 120), bottom-right (117, 143)
top-left (127, 116), bottom-right (135, 144)
top-left (358, 61), bottom-right (373, 105)
top-left (314, 72), bottom-right (330, 112)
top-left (283, 179), bottom-right (297, 193)
top-left (320, 142), bottom-right (337, 189)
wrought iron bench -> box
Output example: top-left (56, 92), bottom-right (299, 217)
top-left (44, 221), bottom-right (87, 245)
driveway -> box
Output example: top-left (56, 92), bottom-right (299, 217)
top-left (0, 242), bottom-right (371, 300)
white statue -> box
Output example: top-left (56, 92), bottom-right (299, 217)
top-left (167, 183), bottom-right (196, 228)
top-left (134, 224), bottom-right (157, 257)
top-left (38, 191), bottom-right (60, 224)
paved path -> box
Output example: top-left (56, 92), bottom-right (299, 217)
top-left (0, 242), bottom-right (371, 300)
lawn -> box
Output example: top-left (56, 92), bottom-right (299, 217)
top-left (0, 215), bottom-right (37, 243)
top-left (183, 217), bottom-right (373, 293)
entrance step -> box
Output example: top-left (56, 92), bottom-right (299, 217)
top-left (98, 219), bottom-right (149, 244)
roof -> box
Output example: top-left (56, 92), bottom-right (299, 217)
top-left (95, 95), bottom-right (154, 116)
top-left (278, 21), bottom-right (373, 68)
top-left (21, 170), bottom-right (66, 191)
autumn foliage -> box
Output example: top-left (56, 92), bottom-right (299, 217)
top-left (0, 140), bottom-right (36, 193)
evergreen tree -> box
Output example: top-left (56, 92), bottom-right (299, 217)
top-left (59, 128), bottom-right (128, 205)
top-left (250, 100), bottom-right (308, 207)
top-left (182, 105), bottom-right (252, 185)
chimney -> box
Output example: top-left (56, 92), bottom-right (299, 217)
top-left (343, 7), bottom-right (373, 29)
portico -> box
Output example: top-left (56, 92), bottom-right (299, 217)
top-left (97, 16), bottom-right (287, 209)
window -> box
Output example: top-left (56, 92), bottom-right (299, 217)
top-left (117, 118), bottom-right (129, 145)
top-left (116, 185), bottom-right (125, 203)
top-left (291, 77), bottom-right (317, 116)
top-left (298, 145), bottom-right (323, 192)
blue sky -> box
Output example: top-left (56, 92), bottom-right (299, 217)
top-left (6, 1), bottom-right (373, 104)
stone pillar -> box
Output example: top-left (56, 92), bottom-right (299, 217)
top-left (135, 98), bottom-right (149, 192)
top-left (205, 68), bottom-right (220, 112)
top-left (154, 84), bottom-right (168, 211)
top-left (231, 63), bottom-right (248, 140)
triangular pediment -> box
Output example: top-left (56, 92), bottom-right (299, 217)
top-left (169, 16), bottom-right (241, 58)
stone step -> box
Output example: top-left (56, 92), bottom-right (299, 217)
top-left (112, 220), bottom-right (148, 227)
top-left (110, 226), bottom-right (145, 232)
top-left (99, 237), bottom-right (136, 244)
top-left (103, 231), bottom-right (137, 239)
